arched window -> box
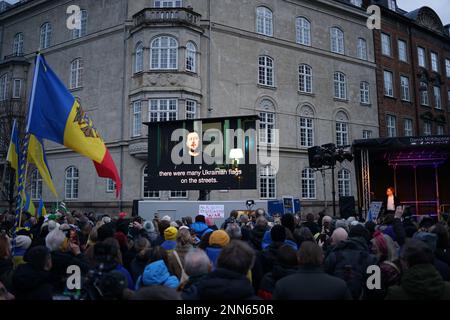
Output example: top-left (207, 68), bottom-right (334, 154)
top-left (30, 169), bottom-right (42, 200)
top-left (70, 58), bottom-right (83, 89)
top-left (150, 36), bottom-right (178, 70)
top-left (256, 6), bottom-right (273, 36)
top-left (134, 42), bottom-right (144, 73)
top-left (298, 64), bottom-right (312, 93)
top-left (336, 111), bottom-right (349, 146)
top-left (185, 41), bottom-right (196, 72)
top-left (330, 27), bottom-right (344, 54)
top-left (301, 168), bottom-right (316, 199)
top-left (296, 17), bottom-right (311, 46)
top-left (357, 38), bottom-right (367, 60)
top-left (142, 166), bottom-right (160, 198)
top-left (258, 99), bottom-right (276, 144)
top-left (260, 166), bottom-right (276, 199)
top-left (65, 166), bottom-right (79, 199)
top-left (73, 9), bottom-right (88, 39)
top-left (334, 72), bottom-right (347, 100)
top-left (338, 169), bottom-right (351, 197)
top-left (360, 81), bottom-right (370, 104)
top-left (13, 33), bottom-right (24, 56)
top-left (258, 56), bottom-right (274, 87)
top-left (40, 22), bottom-right (52, 49)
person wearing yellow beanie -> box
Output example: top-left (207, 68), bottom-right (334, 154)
top-left (161, 226), bottom-right (178, 252)
top-left (206, 230), bottom-right (231, 269)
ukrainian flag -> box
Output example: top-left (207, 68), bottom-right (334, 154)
top-left (21, 191), bottom-right (36, 216)
top-left (26, 54), bottom-right (121, 196)
top-left (6, 119), bottom-right (21, 185)
top-left (27, 134), bottom-right (57, 196)
top-left (37, 198), bottom-right (47, 218)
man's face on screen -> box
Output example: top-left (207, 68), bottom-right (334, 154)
top-left (186, 132), bottom-right (200, 156)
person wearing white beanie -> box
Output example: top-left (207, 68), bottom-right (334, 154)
top-left (161, 215), bottom-right (172, 222)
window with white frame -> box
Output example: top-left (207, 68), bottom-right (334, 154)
top-left (106, 178), bottom-right (116, 193)
top-left (12, 79), bottom-right (21, 98)
top-left (149, 99), bottom-right (177, 122)
top-left (431, 52), bottom-right (439, 72)
top-left (381, 33), bottom-right (391, 56)
top-left (154, 0), bottom-right (182, 7)
top-left (296, 17), bottom-right (311, 46)
top-left (40, 22), bottom-right (52, 49)
top-left (357, 38), bottom-right (367, 60)
top-left (185, 99), bottom-right (197, 119)
top-left (330, 27), bottom-right (344, 54)
top-left (298, 64), bottom-right (312, 93)
top-left (70, 58), bottom-right (83, 89)
top-left (143, 166), bottom-right (160, 198)
top-left (150, 36), bottom-right (178, 70)
top-left (404, 119), bottom-right (413, 137)
top-left (386, 115), bottom-right (396, 137)
top-left (170, 191), bottom-right (187, 198)
top-left (13, 33), bottom-right (24, 56)
top-left (398, 40), bottom-right (407, 62)
top-left (259, 166), bottom-right (276, 199)
top-left (131, 101), bottom-right (142, 137)
top-left (301, 168), bottom-right (316, 199)
top-left (134, 42), bottom-right (144, 73)
top-left (423, 121), bottom-right (432, 136)
top-left (336, 122), bottom-right (348, 146)
top-left (384, 70), bottom-right (394, 97)
top-left (418, 47), bottom-right (426, 67)
top-left (299, 117), bottom-right (314, 147)
top-left (388, 0), bottom-right (396, 10)
top-left (437, 125), bottom-right (445, 136)
top-left (400, 76), bottom-right (410, 101)
top-left (73, 9), bottom-right (87, 39)
top-left (30, 169), bottom-right (42, 200)
top-left (338, 169), bottom-right (351, 197)
top-left (0, 74), bottom-right (7, 101)
top-left (446, 59), bottom-right (450, 77)
top-left (360, 81), bottom-right (370, 104)
top-left (256, 7), bottom-right (273, 36)
top-left (65, 166), bottom-right (79, 200)
top-left (258, 56), bottom-right (274, 86)
top-left (363, 130), bottom-right (372, 139)
top-left (334, 72), bottom-right (347, 100)
top-left (259, 110), bottom-right (275, 144)
top-left (434, 86), bottom-right (442, 109)
top-left (420, 82), bottom-right (429, 106)
top-left (185, 41), bottom-right (196, 72)
top-left (350, 0), bottom-right (362, 7)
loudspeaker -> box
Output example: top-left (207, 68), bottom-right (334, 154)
top-left (132, 199), bottom-right (139, 217)
top-left (339, 196), bottom-right (356, 219)
top-left (308, 146), bottom-right (323, 168)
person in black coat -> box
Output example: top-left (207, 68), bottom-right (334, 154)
top-left (382, 187), bottom-right (401, 217)
top-left (273, 241), bottom-right (352, 300)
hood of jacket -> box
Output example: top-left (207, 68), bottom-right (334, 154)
top-left (190, 222), bottom-right (212, 237)
top-left (333, 236), bottom-right (369, 252)
top-left (139, 260), bottom-right (179, 289)
top-left (401, 264), bottom-right (446, 299)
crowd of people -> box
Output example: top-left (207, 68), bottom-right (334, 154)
top-left (0, 207), bottom-right (450, 300)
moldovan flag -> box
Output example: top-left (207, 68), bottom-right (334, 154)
top-left (26, 54), bottom-right (121, 196)
top-left (6, 119), bottom-right (21, 185)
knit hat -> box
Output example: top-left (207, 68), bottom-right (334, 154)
top-left (15, 235), bottom-right (32, 250)
top-left (164, 226), bottom-right (178, 241)
top-left (170, 221), bottom-right (179, 228)
top-left (24, 246), bottom-right (50, 270)
top-left (413, 231), bottom-right (438, 252)
top-left (271, 225), bottom-right (286, 242)
top-left (143, 220), bottom-right (155, 233)
top-left (209, 230), bottom-right (230, 247)
top-left (118, 212), bottom-right (127, 219)
top-left (161, 215), bottom-right (172, 222)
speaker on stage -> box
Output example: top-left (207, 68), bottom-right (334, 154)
top-left (339, 196), bottom-right (355, 219)
top-left (308, 146), bottom-right (324, 168)
top-left (132, 199), bottom-right (139, 217)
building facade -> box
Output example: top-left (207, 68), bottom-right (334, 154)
top-left (0, 0), bottom-right (379, 215)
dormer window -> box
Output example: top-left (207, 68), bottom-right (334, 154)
top-left (388, 0), bottom-right (396, 11)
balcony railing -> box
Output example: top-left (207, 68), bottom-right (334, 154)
top-left (133, 7), bottom-right (201, 28)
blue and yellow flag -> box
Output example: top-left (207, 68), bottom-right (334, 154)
top-left (6, 119), bottom-right (21, 185)
top-left (27, 134), bottom-right (57, 196)
top-left (21, 191), bottom-right (36, 216)
top-left (37, 198), bottom-right (47, 218)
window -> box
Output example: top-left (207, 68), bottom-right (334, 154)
top-left (30, 169), bottom-right (42, 200)
top-left (298, 64), bottom-right (312, 93)
top-left (423, 121), bottom-right (432, 136)
top-left (170, 191), bottom-right (187, 198)
top-left (420, 82), bottom-right (429, 106)
top-left (0, 74), bottom-right (7, 101)
top-left (418, 47), bottom-right (426, 67)
top-left (386, 115), bottom-right (396, 137)
top-left (73, 9), bottom-right (87, 39)
top-left (150, 36), bottom-right (178, 70)
top-left (363, 130), bottom-right (372, 139)
top-left (258, 56), bottom-right (274, 87)
top-left (448, 90), bottom-right (450, 106)
top-left (398, 40), bottom-right (407, 62)
top-left (12, 79), bottom-right (21, 98)
top-left (143, 166), bottom-right (160, 198)
top-left (70, 58), bottom-right (83, 89)
top-left (296, 17), bottom-right (311, 46)
top-left (256, 7), bottom-right (273, 36)
top-left (301, 168), bottom-right (316, 199)
top-left (357, 38), bottom-right (367, 60)
top-left (334, 72), bottom-right (347, 100)
top-left (260, 166), bottom-right (276, 199)
top-left (350, 0), bottom-right (362, 7)
top-left (404, 119), bottom-right (413, 136)
top-left (437, 125), bottom-right (445, 135)
top-left (106, 179), bottom-right (116, 193)
top-left (154, 0), bottom-right (182, 7)
top-left (338, 169), bottom-right (351, 197)
top-left (65, 166), bottom-right (79, 200)
top-left (185, 100), bottom-right (197, 119)
top-left (299, 117), bottom-right (314, 147)
top-left (149, 99), bottom-right (178, 122)
top-left (360, 81), bottom-right (370, 104)
top-left (39, 22), bottom-right (52, 49)
top-left (13, 33), bottom-right (24, 56)
top-left (330, 27), bottom-right (344, 54)
top-left (134, 42), bottom-right (144, 73)
top-left (446, 59), bottom-right (450, 77)
top-left (381, 33), bottom-right (391, 56)
top-left (131, 101), bottom-right (142, 137)
top-left (384, 70), bottom-right (394, 97)
top-left (336, 122), bottom-right (348, 146)
top-left (431, 52), bottom-right (439, 72)
top-left (433, 86), bottom-right (442, 109)
top-left (185, 41), bottom-right (196, 72)
top-left (400, 76), bottom-right (410, 101)
top-left (388, 0), bottom-right (396, 10)
top-left (259, 111), bottom-right (275, 144)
